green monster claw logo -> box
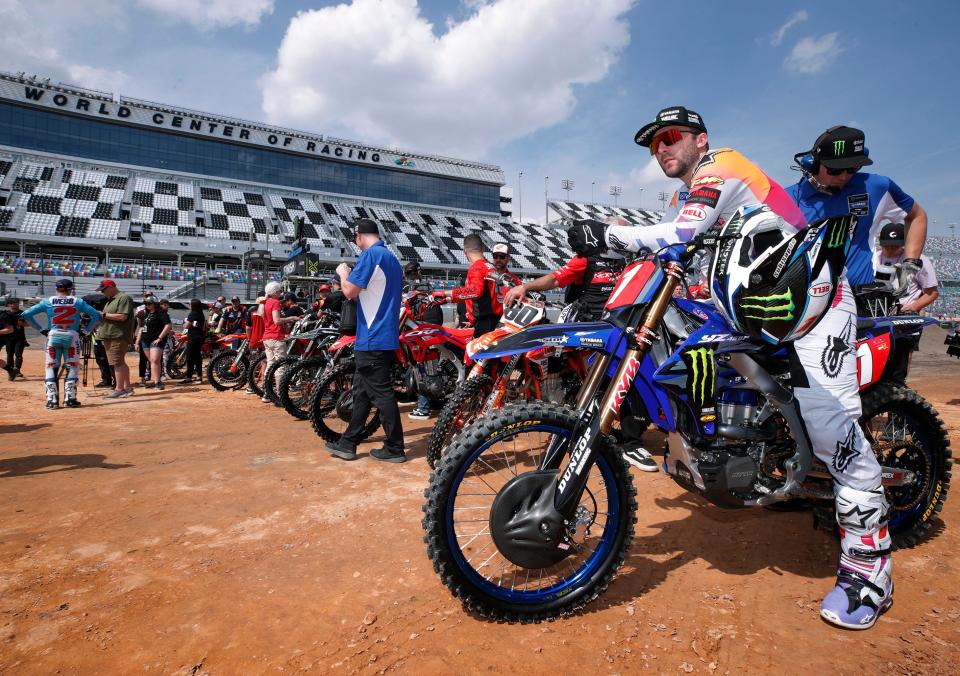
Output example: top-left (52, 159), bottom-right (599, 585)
top-left (741, 288), bottom-right (795, 321)
top-left (687, 347), bottom-right (715, 406)
top-left (833, 139), bottom-right (845, 155)
top-left (826, 218), bottom-right (848, 249)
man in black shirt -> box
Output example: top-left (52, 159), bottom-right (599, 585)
top-left (0, 298), bottom-right (27, 380)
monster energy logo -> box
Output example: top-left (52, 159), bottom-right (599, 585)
top-left (741, 288), bottom-right (795, 321)
top-left (687, 347), bottom-right (715, 406)
top-left (826, 218), bottom-right (848, 249)
top-left (833, 139), bottom-right (845, 155)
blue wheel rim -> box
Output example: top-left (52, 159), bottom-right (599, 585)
top-left (444, 423), bottom-right (622, 604)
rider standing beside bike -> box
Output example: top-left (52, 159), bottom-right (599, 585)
top-left (569, 106), bottom-right (893, 630)
top-left (21, 278), bottom-right (101, 409)
top-left (434, 234), bottom-right (501, 337)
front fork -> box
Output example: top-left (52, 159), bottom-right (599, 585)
top-left (547, 263), bottom-right (683, 517)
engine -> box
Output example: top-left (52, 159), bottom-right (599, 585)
top-left (664, 388), bottom-right (793, 508)
top-left (418, 350), bottom-right (461, 400)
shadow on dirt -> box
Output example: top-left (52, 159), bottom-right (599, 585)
top-left (0, 423), bottom-right (52, 434)
top-left (0, 454), bottom-right (134, 477)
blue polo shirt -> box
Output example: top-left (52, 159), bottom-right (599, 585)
top-left (348, 240), bottom-right (403, 351)
top-left (786, 173), bottom-right (914, 286)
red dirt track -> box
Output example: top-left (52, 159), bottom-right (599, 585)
top-left (1, 329), bottom-right (958, 674)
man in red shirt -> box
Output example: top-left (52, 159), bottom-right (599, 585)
top-left (434, 234), bottom-right (506, 337)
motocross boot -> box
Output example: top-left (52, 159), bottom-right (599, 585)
top-left (44, 380), bottom-right (59, 410)
top-left (64, 379), bottom-right (80, 407)
top-left (820, 486), bottom-right (893, 630)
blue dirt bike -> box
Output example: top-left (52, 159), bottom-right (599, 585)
top-left (422, 227), bottom-right (951, 622)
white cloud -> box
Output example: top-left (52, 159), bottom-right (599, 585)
top-left (0, 0), bottom-right (130, 92)
top-left (260, 0), bottom-right (634, 158)
top-left (137, 0), bottom-right (274, 30)
top-left (784, 33), bottom-right (844, 74)
top-left (625, 158), bottom-right (683, 209)
top-left (770, 10), bottom-right (808, 47)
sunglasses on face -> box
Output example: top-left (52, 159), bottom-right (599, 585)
top-left (492, 253), bottom-right (509, 259)
top-left (650, 128), bottom-right (694, 155)
top-left (825, 166), bottom-right (861, 176)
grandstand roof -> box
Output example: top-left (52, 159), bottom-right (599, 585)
top-left (0, 71), bottom-right (505, 185)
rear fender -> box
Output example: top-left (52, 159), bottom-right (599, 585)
top-left (469, 322), bottom-right (619, 360)
top-left (328, 335), bottom-right (355, 351)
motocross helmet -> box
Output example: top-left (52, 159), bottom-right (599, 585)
top-left (710, 204), bottom-right (853, 344)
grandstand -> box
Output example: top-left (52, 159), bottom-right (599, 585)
top-left (925, 236), bottom-right (960, 320)
top-left (3, 71), bottom-right (665, 301)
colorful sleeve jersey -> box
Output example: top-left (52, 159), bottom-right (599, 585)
top-left (22, 295), bottom-right (102, 334)
top-left (785, 173), bottom-right (915, 286)
top-left (606, 148), bottom-right (807, 253)
top-left (451, 258), bottom-right (495, 324)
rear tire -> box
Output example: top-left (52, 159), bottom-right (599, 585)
top-left (165, 345), bottom-right (187, 379)
top-left (859, 382), bottom-right (951, 549)
top-left (264, 355), bottom-right (299, 405)
top-left (206, 350), bottom-right (247, 391)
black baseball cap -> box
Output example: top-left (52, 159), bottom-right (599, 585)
top-left (816, 126), bottom-right (873, 169)
top-left (878, 222), bottom-right (905, 246)
top-left (354, 218), bottom-right (379, 235)
top-left (634, 106), bottom-right (707, 146)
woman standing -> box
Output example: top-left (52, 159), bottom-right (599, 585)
top-left (141, 298), bottom-right (171, 391)
top-left (180, 298), bottom-right (206, 384)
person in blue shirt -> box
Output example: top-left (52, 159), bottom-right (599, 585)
top-left (785, 126), bottom-right (928, 630)
top-left (786, 126), bottom-right (928, 293)
top-left (325, 218), bottom-right (406, 463)
top-left (22, 278), bottom-right (102, 409)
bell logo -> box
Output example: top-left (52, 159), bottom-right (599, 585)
top-left (810, 282), bottom-right (832, 297)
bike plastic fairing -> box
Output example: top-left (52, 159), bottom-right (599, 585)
top-left (605, 260), bottom-right (664, 312)
top-left (328, 334), bottom-right (356, 351)
top-left (468, 322), bottom-right (617, 360)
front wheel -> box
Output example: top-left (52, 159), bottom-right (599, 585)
top-left (264, 355), bottom-right (299, 405)
top-left (165, 345), bottom-right (187, 379)
top-left (860, 382), bottom-right (952, 549)
top-left (280, 357), bottom-right (327, 420)
top-left (308, 362), bottom-right (381, 443)
top-left (425, 374), bottom-right (493, 470)
top-left (206, 350), bottom-right (247, 391)
top-left (246, 353), bottom-right (268, 397)
top-left (422, 402), bottom-right (637, 622)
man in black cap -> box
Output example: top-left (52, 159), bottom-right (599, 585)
top-left (875, 222), bottom-right (939, 315)
top-left (787, 125), bottom-right (928, 297)
top-left (0, 297), bottom-right (27, 380)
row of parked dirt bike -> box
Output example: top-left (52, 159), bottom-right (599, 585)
top-left (194, 238), bottom-right (951, 622)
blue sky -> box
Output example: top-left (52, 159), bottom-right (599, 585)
top-left (3, 0), bottom-right (959, 234)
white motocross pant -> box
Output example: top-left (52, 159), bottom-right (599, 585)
top-left (790, 279), bottom-right (890, 571)
top-left (45, 329), bottom-right (80, 402)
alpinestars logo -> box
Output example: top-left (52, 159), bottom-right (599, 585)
top-left (833, 424), bottom-right (859, 473)
top-left (821, 316), bottom-right (854, 378)
top-left (686, 347), bottom-right (715, 407)
top-left (837, 501), bottom-right (879, 531)
top-left (581, 223), bottom-right (599, 249)
top-left (741, 288), bottom-right (795, 321)
top-left (833, 140), bottom-right (846, 155)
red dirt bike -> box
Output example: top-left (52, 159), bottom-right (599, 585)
top-left (308, 291), bottom-right (473, 442)
top-left (165, 330), bottom-right (239, 380)
top-left (424, 292), bottom-right (595, 468)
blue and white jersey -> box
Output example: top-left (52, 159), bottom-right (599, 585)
top-left (22, 295), bottom-right (101, 334)
top-left (348, 240), bottom-right (403, 351)
top-left (786, 173), bottom-right (915, 286)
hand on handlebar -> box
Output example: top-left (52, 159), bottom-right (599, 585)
top-left (503, 284), bottom-right (527, 307)
top-left (431, 290), bottom-right (449, 305)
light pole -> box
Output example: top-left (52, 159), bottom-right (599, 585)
top-left (591, 181), bottom-right (596, 203)
top-left (638, 188), bottom-right (644, 209)
top-left (658, 191), bottom-right (670, 211)
top-left (544, 176), bottom-right (549, 225)
top-left (609, 185), bottom-right (622, 207)
top-left (561, 179), bottom-right (575, 200)
top-left (518, 171), bottom-right (523, 224)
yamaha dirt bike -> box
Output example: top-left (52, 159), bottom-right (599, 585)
top-left (422, 227), bottom-right (951, 621)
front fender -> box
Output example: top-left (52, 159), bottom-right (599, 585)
top-left (470, 322), bottom-right (621, 360)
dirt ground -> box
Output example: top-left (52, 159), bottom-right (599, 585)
top-left (1, 328), bottom-right (958, 675)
